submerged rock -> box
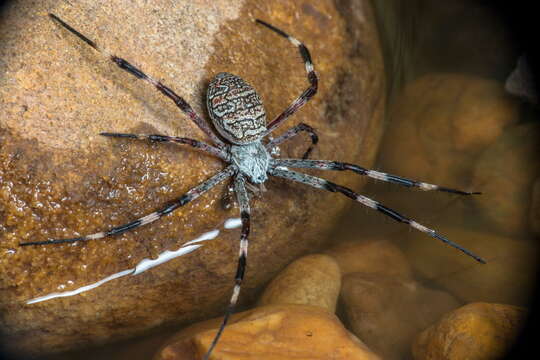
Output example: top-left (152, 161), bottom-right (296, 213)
top-left (341, 273), bottom-right (460, 360)
top-left (325, 238), bottom-right (412, 277)
top-left (472, 122), bottom-right (540, 236)
top-left (0, 0), bottom-right (385, 355)
top-left (403, 226), bottom-right (537, 306)
top-left (413, 302), bottom-right (526, 360)
top-left (258, 254), bottom-right (341, 313)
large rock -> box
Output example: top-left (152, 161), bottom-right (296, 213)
top-left (0, 0), bottom-right (385, 355)
top-left (341, 273), bottom-right (460, 360)
top-left (413, 302), bottom-right (527, 360)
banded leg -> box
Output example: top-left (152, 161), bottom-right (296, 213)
top-left (100, 133), bottom-right (230, 161)
top-left (265, 123), bottom-right (318, 159)
top-left (271, 159), bottom-right (481, 195)
top-left (255, 19), bottom-right (318, 135)
top-left (269, 167), bottom-right (486, 263)
top-left (49, 13), bottom-right (225, 147)
top-left (19, 166), bottom-right (235, 246)
top-left (204, 174), bottom-right (250, 359)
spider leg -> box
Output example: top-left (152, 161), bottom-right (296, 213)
top-left (203, 174), bottom-right (250, 359)
top-left (100, 133), bottom-right (230, 161)
top-left (19, 166), bottom-right (235, 246)
top-left (255, 20), bottom-right (318, 135)
top-left (265, 123), bottom-right (318, 159)
top-left (271, 159), bottom-right (481, 195)
top-left (268, 167), bottom-right (486, 264)
top-left (48, 13), bottom-right (225, 147)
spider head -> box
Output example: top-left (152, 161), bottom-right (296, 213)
top-left (207, 72), bottom-right (267, 144)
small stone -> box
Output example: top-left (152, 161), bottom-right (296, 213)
top-left (155, 304), bottom-right (381, 360)
top-left (258, 254), bottom-right (341, 312)
top-left (325, 238), bottom-right (412, 277)
top-left (341, 273), bottom-right (460, 360)
top-left (413, 302), bottom-right (527, 360)
top-left (472, 122), bottom-right (540, 236)
top-left (403, 226), bottom-right (537, 306)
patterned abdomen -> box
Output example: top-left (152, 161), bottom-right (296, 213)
top-left (207, 72), bottom-right (267, 144)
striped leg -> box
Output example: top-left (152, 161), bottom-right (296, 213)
top-left (100, 133), bottom-right (230, 161)
top-left (49, 13), bottom-right (225, 147)
top-left (265, 123), bottom-right (318, 159)
top-left (19, 166), bottom-right (235, 246)
top-left (203, 174), bottom-right (250, 359)
top-left (268, 167), bottom-right (486, 264)
top-left (255, 20), bottom-right (318, 135)
top-left (271, 159), bottom-right (481, 195)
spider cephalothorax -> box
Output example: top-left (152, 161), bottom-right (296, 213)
top-left (21, 14), bottom-right (485, 360)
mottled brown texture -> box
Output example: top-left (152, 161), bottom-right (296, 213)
top-left (403, 226), bottom-right (537, 306)
top-left (531, 178), bottom-right (540, 236)
top-left (341, 272), bottom-right (460, 360)
top-left (472, 123), bottom-right (540, 236)
top-left (325, 238), bottom-right (412, 277)
top-left (413, 302), bottom-right (527, 360)
top-left (0, 0), bottom-right (385, 355)
top-left (258, 254), bottom-right (341, 312)
top-left (155, 304), bottom-right (381, 360)
top-left (377, 74), bottom-right (519, 214)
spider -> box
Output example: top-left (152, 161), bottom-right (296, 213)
top-left (20, 13), bottom-right (486, 359)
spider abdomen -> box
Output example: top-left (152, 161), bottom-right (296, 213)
top-left (207, 72), bottom-right (267, 144)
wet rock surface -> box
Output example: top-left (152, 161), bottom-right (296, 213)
top-left (0, 0), bottom-right (385, 355)
top-left (341, 273), bottom-right (460, 360)
top-left (412, 302), bottom-right (527, 360)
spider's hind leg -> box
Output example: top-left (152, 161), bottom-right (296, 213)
top-left (268, 167), bottom-right (486, 264)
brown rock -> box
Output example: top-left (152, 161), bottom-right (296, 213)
top-left (472, 123), bottom-right (540, 236)
top-left (413, 302), bottom-right (527, 360)
top-left (155, 304), bottom-right (381, 360)
top-left (258, 254), bottom-right (341, 312)
top-left (341, 273), bottom-right (460, 360)
top-left (403, 226), bottom-right (537, 306)
top-left (376, 74), bottom-right (519, 219)
top-left (0, 0), bottom-right (387, 355)
top-left (325, 238), bottom-right (412, 277)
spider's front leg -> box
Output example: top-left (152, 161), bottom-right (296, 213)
top-left (48, 13), bottom-right (225, 147)
top-left (268, 166), bottom-right (486, 264)
top-left (203, 173), bottom-right (251, 359)
top-left (255, 19), bottom-right (318, 135)
top-left (19, 166), bottom-right (235, 246)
